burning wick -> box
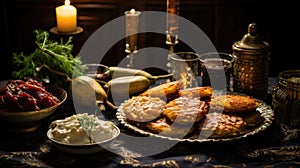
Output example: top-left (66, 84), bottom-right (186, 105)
top-left (130, 8), bottom-right (136, 14)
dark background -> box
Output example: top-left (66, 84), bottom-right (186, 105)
top-left (0, 0), bottom-right (298, 80)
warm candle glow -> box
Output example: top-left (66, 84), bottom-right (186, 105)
top-left (56, 0), bottom-right (77, 33)
top-left (65, 0), bottom-right (70, 5)
top-left (130, 8), bottom-right (135, 14)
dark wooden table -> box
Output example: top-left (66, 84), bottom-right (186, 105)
top-left (1, 78), bottom-right (300, 168)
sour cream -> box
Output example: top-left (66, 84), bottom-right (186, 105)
top-left (49, 113), bottom-right (117, 144)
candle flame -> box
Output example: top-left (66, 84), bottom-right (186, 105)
top-left (130, 9), bottom-right (136, 14)
top-left (65, 0), bottom-right (70, 5)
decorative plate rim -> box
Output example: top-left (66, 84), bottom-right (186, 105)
top-left (116, 92), bottom-right (274, 143)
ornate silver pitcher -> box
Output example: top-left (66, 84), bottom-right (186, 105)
top-left (232, 23), bottom-right (270, 100)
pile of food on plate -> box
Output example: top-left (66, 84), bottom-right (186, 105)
top-left (0, 79), bottom-right (60, 112)
top-left (120, 80), bottom-right (265, 139)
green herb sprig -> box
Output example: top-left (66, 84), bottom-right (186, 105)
top-left (78, 110), bottom-right (99, 143)
top-left (12, 29), bottom-right (87, 87)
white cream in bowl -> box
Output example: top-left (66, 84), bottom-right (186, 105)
top-left (49, 113), bottom-right (118, 145)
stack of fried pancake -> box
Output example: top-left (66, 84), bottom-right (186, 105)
top-left (121, 80), bottom-right (264, 138)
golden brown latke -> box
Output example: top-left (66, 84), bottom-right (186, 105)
top-left (178, 86), bottom-right (213, 100)
top-left (163, 96), bottom-right (209, 124)
top-left (199, 112), bottom-right (247, 138)
top-left (140, 81), bottom-right (180, 101)
top-left (122, 96), bottom-right (166, 122)
top-left (146, 116), bottom-right (195, 137)
top-left (209, 94), bottom-right (259, 113)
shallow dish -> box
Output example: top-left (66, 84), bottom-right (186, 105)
top-left (0, 86), bottom-right (67, 123)
top-left (0, 81), bottom-right (67, 132)
top-left (47, 123), bottom-right (120, 154)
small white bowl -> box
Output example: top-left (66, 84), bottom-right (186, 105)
top-left (47, 122), bottom-right (120, 154)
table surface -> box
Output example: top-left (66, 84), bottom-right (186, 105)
top-left (1, 78), bottom-right (300, 168)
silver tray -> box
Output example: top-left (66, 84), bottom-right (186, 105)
top-left (116, 93), bottom-right (274, 143)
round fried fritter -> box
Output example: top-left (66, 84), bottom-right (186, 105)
top-left (178, 86), bottom-right (213, 100)
top-left (146, 117), bottom-right (171, 133)
top-left (163, 96), bottom-right (208, 124)
top-left (209, 94), bottom-right (259, 112)
top-left (122, 96), bottom-right (166, 122)
top-left (199, 112), bottom-right (247, 138)
top-left (139, 81), bottom-right (180, 101)
top-left (146, 117), bottom-right (195, 138)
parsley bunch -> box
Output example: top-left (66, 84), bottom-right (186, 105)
top-left (12, 29), bottom-right (87, 87)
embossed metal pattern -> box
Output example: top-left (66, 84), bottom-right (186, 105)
top-left (232, 23), bottom-right (270, 101)
top-left (272, 70), bottom-right (300, 127)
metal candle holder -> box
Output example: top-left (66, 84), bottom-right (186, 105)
top-left (166, 0), bottom-right (180, 72)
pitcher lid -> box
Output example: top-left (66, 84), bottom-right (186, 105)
top-left (233, 23), bottom-right (270, 51)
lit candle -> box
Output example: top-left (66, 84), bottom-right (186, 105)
top-left (124, 9), bottom-right (141, 54)
top-left (56, 0), bottom-right (77, 33)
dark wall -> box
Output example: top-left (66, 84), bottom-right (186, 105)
top-left (0, 0), bottom-right (297, 80)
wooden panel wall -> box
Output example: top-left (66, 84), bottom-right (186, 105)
top-left (0, 0), bottom-right (297, 80)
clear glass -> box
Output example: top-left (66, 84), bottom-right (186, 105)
top-left (84, 64), bottom-right (110, 82)
top-left (169, 52), bottom-right (200, 89)
top-left (199, 52), bottom-right (233, 91)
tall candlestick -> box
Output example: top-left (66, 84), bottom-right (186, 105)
top-left (56, 0), bottom-right (77, 33)
top-left (166, 0), bottom-right (180, 49)
top-left (125, 9), bottom-right (141, 68)
top-left (166, 0), bottom-right (180, 73)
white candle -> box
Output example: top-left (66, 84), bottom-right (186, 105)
top-left (124, 9), bottom-right (141, 53)
top-left (56, 0), bottom-right (77, 33)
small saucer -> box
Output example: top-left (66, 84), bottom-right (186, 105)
top-left (50, 26), bottom-right (83, 35)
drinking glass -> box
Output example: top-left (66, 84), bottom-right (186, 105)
top-left (169, 52), bottom-right (200, 88)
top-left (84, 64), bottom-right (110, 82)
top-left (200, 52), bottom-right (233, 91)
